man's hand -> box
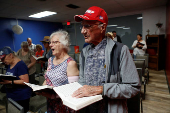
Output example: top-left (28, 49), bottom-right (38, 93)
top-left (72, 85), bottom-right (103, 98)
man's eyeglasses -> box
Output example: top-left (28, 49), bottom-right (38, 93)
top-left (80, 23), bottom-right (103, 29)
top-left (49, 41), bottom-right (60, 45)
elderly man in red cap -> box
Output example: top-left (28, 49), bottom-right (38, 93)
top-left (72, 6), bottom-right (141, 113)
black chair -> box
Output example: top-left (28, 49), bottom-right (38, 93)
top-left (134, 59), bottom-right (146, 100)
top-left (127, 68), bottom-right (143, 113)
top-left (68, 53), bottom-right (75, 59)
top-left (7, 98), bottom-right (24, 113)
top-left (136, 54), bottom-right (149, 84)
top-left (37, 104), bottom-right (47, 113)
top-left (0, 67), bottom-right (7, 74)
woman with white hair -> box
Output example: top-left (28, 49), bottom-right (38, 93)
top-left (17, 41), bottom-right (36, 84)
top-left (38, 30), bottom-right (79, 112)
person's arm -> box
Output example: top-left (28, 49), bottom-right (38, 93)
top-left (27, 56), bottom-right (36, 69)
top-left (132, 40), bottom-right (137, 48)
top-left (102, 45), bottom-right (141, 99)
top-left (142, 41), bottom-right (147, 50)
top-left (0, 74), bottom-right (29, 85)
top-left (67, 60), bottom-right (79, 77)
top-left (42, 80), bottom-right (46, 85)
top-left (67, 60), bottom-right (79, 83)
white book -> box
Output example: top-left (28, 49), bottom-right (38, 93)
top-left (24, 82), bottom-right (54, 93)
top-left (53, 82), bottom-right (103, 111)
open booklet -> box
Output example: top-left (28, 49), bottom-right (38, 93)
top-left (32, 55), bottom-right (48, 61)
top-left (24, 82), bottom-right (103, 111)
top-left (53, 82), bottom-right (103, 111)
top-left (0, 74), bottom-right (17, 80)
top-left (24, 82), bottom-right (55, 93)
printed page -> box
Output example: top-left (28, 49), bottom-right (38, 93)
top-left (53, 82), bottom-right (103, 110)
top-left (64, 95), bottom-right (103, 111)
top-left (53, 82), bottom-right (82, 98)
top-left (24, 82), bottom-right (53, 91)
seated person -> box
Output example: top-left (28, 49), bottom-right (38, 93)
top-left (0, 46), bottom-right (31, 113)
top-left (132, 34), bottom-right (147, 58)
top-left (112, 31), bottom-right (122, 43)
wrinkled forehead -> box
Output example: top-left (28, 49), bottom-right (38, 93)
top-left (81, 20), bottom-right (101, 25)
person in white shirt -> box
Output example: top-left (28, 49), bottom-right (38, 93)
top-left (112, 31), bottom-right (122, 43)
top-left (27, 38), bottom-right (36, 53)
top-left (132, 34), bottom-right (147, 58)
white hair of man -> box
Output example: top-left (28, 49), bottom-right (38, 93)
top-left (50, 30), bottom-right (70, 53)
top-left (21, 41), bottom-right (29, 47)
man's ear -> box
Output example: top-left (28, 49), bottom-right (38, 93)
top-left (100, 23), bottom-right (107, 33)
top-left (9, 53), bottom-right (13, 58)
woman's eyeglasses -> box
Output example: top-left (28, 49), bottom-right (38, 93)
top-left (49, 41), bottom-right (60, 45)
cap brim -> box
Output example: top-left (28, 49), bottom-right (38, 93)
top-left (40, 41), bottom-right (49, 43)
top-left (74, 15), bottom-right (97, 22)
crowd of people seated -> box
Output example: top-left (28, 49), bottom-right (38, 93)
top-left (0, 6), bottom-right (145, 113)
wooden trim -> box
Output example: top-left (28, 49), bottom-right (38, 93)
top-left (164, 70), bottom-right (170, 94)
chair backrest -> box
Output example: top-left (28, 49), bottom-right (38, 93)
top-left (75, 53), bottom-right (80, 64)
top-left (68, 53), bottom-right (75, 60)
top-left (134, 59), bottom-right (145, 77)
top-left (136, 68), bottom-right (142, 83)
top-left (136, 54), bottom-right (149, 68)
top-left (7, 98), bottom-right (24, 113)
top-left (127, 68), bottom-right (142, 113)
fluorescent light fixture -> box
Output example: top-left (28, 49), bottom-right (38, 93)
top-left (107, 25), bottom-right (118, 27)
top-left (116, 26), bottom-right (125, 28)
top-left (123, 27), bottom-right (130, 29)
top-left (29, 11), bottom-right (57, 18)
top-left (137, 17), bottom-right (143, 19)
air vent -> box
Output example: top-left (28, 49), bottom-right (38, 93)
top-left (38, 0), bottom-right (46, 1)
top-left (66, 4), bottom-right (80, 9)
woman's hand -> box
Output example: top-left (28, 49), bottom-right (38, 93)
top-left (0, 79), bottom-right (11, 84)
top-left (72, 85), bottom-right (103, 98)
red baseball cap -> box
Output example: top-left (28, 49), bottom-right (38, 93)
top-left (74, 6), bottom-right (108, 25)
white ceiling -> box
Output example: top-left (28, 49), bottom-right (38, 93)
top-left (0, 0), bottom-right (168, 23)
